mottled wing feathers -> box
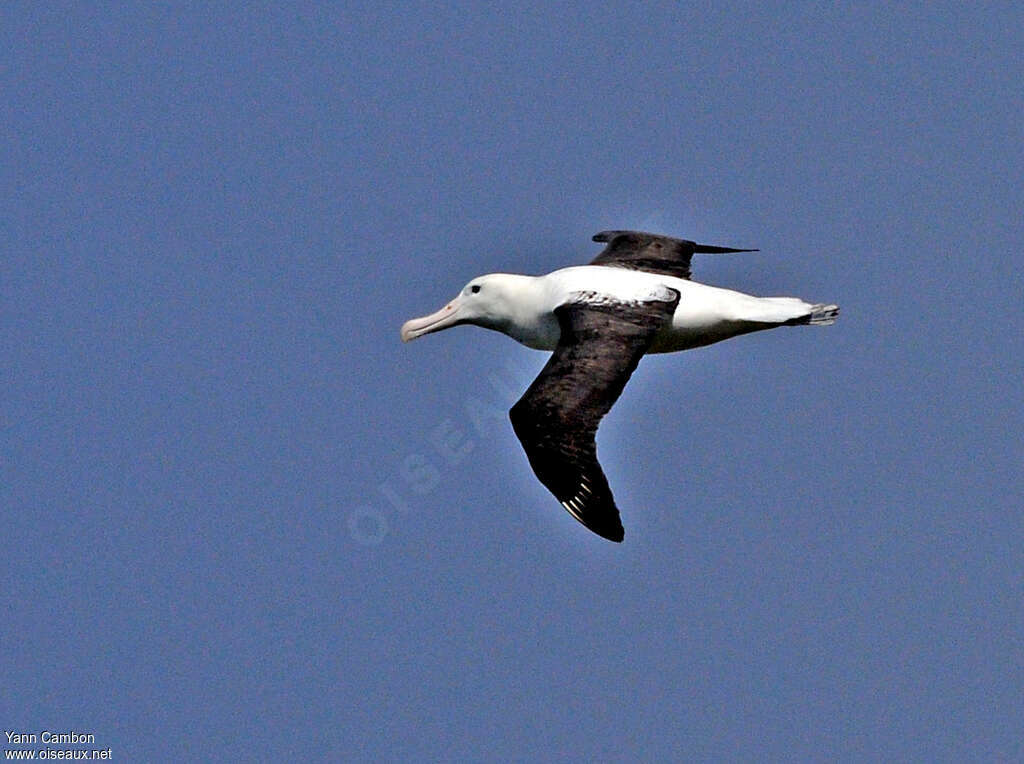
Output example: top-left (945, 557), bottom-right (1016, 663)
top-left (509, 291), bottom-right (679, 541)
top-left (591, 229), bottom-right (758, 280)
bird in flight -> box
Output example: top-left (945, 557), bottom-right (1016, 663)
top-left (401, 230), bottom-right (838, 542)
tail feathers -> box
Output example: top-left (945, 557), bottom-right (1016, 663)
top-left (787, 303), bottom-right (839, 326)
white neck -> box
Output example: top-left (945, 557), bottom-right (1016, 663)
top-left (474, 274), bottom-right (559, 350)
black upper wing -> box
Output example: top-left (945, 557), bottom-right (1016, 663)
top-left (508, 289), bottom-right (679, 542)
top-left (590, 229), bottom-right (758, 280)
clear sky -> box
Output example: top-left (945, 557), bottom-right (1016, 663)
top-left (4, 2), bottom-right (1021, 760)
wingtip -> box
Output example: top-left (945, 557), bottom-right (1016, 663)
top-left (692, 244), bottom-right (760, 254)
top-left (594, 231), bottom-right (759, 255)
top-left (594, 523), bottom-right (625, 543)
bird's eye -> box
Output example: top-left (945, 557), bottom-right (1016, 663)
top-left (471, 285), bottom-right (481, 293)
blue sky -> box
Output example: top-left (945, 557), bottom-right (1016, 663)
top-left (3, 2), bottom-right (1021, 760)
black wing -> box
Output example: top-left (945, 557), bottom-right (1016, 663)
top-left (508, 289), bottom-right (679, 542)
top-left (590, 229), bottom-right (758, 280)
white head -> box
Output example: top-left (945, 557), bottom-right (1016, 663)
top-left (400, 273), bottom-right (535, 342)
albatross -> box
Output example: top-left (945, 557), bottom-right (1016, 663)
top-left (401, 230), bottom-right (838, 542)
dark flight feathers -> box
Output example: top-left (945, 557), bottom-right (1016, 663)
top-left (509, 290), bottom-right (680, 542)
top-left (591, 229), bottom-right (758, 280)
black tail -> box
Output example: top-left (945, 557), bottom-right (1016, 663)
top-left (782, 303), bottom-right (840, 326)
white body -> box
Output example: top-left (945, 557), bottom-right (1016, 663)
top-left (478, 266), bottom-right (826, 353)
top-left (400, 265), bottom-right (835, 352)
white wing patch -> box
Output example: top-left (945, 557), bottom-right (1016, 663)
top-left (566, 284), bottom-right (678, 308)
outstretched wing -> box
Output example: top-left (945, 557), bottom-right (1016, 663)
top-left (508, 288), bottom-right (679, 542)
top-left (590, 229), bottom-right (758, 280)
